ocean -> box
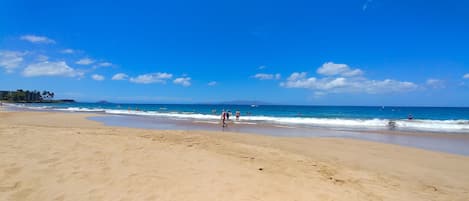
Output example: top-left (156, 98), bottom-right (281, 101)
top-left (10, 102), bottom-right (469, 133)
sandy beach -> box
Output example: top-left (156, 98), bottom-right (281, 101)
top-left (1, 111), bottom-right (469, 201)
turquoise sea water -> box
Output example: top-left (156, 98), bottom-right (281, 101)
top-left (11, 102), bottom-right (469, 133)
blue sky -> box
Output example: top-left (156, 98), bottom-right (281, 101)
top-left (1, 0), bottom-right (468, 106)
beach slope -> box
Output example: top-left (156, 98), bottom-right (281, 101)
top-left (1, 111), bottom-right (468, 201)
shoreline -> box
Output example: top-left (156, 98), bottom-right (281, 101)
top-left (5, 106), bottom-right (469, 155)
top-left (5, 102), bottom-right (469, 134)
top-left (1, 111), bottom-right (469, 200)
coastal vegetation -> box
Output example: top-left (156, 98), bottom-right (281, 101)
top-left (0, 89), bottom-right (74, 103)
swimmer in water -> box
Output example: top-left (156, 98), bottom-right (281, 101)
top-left (408, 114), bottom-right (413, 120)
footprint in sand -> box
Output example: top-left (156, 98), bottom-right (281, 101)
top-left (0, 181), bottom-right (21, 192)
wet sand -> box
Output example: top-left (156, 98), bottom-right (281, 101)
top-left (91, 114), bottom-right (469, 155)
top-left (1, 111), bottom-right (469, 201)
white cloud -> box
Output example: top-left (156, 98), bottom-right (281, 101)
top-left (76, 58), bottom-right (95, 65)
top-left (173, 77), bottom-right (192, 87)
top-left (60, 49), bottom-right (75, 54)
top-left (208, 81), bottom-right (217, 86)
top-left (129, 73), bottom-right (173, 84)
top-left (281, 74), bottom-right (346, 90)
top-left (426, 79), bottom-right (445, 89)
top-left (20, 35), bottom-right (55, 44)
top-left (0, 50), bottom-right (26, 72)
top-left (253, 73), bottom-right (281, 80)
top-left (112, 73), bottom-right (128, 80)
top-left (317, 62), bottom-right (363, 77)
top-left (258, 65), bottom-right (266, 70)
top-left (22, 61), bottom-right (83, 77)
top-left (287, 72), bottom-right (307, 81)
top-left (91, 74), bottom-right (105, 81)
top-left (464, 73), bottom-right (469, 79)
top-left (97, 62), bottom-right (112, 67)
top-left (281, 72), bottom-right (418, 94)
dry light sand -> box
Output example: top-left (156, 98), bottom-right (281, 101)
top-left (1, 111), bottom-right (469, 201)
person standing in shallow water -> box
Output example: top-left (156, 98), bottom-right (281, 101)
top-left (221, 110), bottom-right (227, 127)
top-left (236, 110), bottom-right (240, 120)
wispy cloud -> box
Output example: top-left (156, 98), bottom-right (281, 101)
top-left (208, 81), bottom-right (217, 86)
top-left (97, 62), bottom-right (112, 67)
top-left (20, 35), bottom-right (55, 44)
top-left (76, 58), bottom-right (95, 65)
top-left (129, 73), bottom-right (173, 84)
top-left (92, 62), bottom-right (113, 70)
top-left (36, 55), bottom-right (49, 62)
top-left (362, 0), bottom-right (373, 11)
top-left (426, 79), bottom-right (445, 89)
top-left (91, 74), bottom-right (105, 81)
top-left (280, 62), bottom-right (418, 95)
top-left (313, 91), bottom-right (327, 98)
top-left (22, 61), bottom-right (83, 77)
top-left (173, 77), bottom-right (192, 87)
top-left (0, 50), bottom-right (26, 73)
top-left (60, 49), bottom-right (75, 54)
top-left (4, 37), bottom-right (115, 79)
top-left (112, 73), bottom-right (128, 80)
top-left (253, 73), bottom-right (281, 80)
top-left (258, 65), bottom-right (267, 70)
top-left (464, 73), bottom-right (469, 79)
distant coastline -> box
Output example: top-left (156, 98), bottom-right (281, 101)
top-left (0, 89), bottom-right (75, 103)
top-left (1, 99), bottom-right (75, 104)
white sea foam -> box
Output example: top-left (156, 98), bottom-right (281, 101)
top-left (4, 103), bottom-right (52, 110)
top-left (103, 109), bottom-right (220, 120)
top-left (394, 119), bottom-right (469, 132)
top-left (26, 105), bottom-right (53, 110)
top-left (54, 107), bottom-right (106, 112)
top-left (101, 109), bottom-right (469, 132)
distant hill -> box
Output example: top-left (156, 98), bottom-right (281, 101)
top-left (216, 100), bottom-right (272, 105)
top-left (96, 100), bottom-right (113, 104)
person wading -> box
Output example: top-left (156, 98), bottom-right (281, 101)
top-left (221, 110), bottom-right (227, 127)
